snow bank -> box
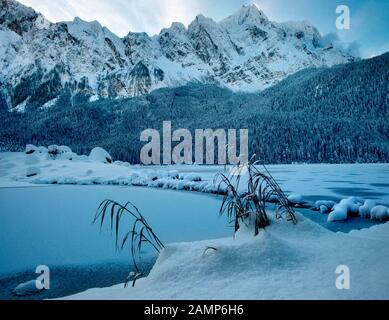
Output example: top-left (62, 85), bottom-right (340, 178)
top-left (25, 144), bottom-right (38, 154)
top-left (0, 147), bottom-right (219, 194)
top-left (89, 147), bottom-right (113, 164)
top-left (48, 145), bottom-right (60, 156)
top-left (64, 214), bottom-right (389, 300)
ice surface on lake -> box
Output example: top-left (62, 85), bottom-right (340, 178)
top-left (1, 152), bottom-right (389, 205)
top-left (0, 186), bottom-right (230, 276)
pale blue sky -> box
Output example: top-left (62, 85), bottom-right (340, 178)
top-left (19, 0), bottom-right (389, 58)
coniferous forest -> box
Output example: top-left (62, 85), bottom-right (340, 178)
top-left (1, 53), bottom-right (388, 164)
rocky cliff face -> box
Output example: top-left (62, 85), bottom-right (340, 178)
top-left (0, 0), bottom-right (356, 111)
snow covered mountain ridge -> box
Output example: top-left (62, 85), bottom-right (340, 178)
top-left (0, 0), bottom-right (356, 111)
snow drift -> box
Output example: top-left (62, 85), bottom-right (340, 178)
top-left (63, 214), bottom-right (389, 300)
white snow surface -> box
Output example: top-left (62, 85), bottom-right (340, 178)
top-left (64, 214), bottom-right (389, 300)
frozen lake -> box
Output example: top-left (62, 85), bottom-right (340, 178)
top-left (144, 163), bottom-right (389, 205)
top-left (0, 162), bottom-right (388, 299)
top-left (0, 185), bottom-right (231, 299)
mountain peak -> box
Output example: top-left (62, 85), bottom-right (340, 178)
top-left (188, 14), bottom-right (221, 34)
top-left (240, 3), bottom-right (267, 16)
top-left (0, 0), bottom-right (355, 109)
top-left (221, 3), bottom-right (268, 27)
top-left (192, 14), bottom-right (217, 25)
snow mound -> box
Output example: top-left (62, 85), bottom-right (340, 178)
top-left (89, 147), bottom-right (113, 164)
top-left (13, 280), bottom-right (43, 296)
top-left (288, 194), bottom-right (304, 204)
top-left (328, 197), bottom-right (363, 222)
top-left (315, 200), bottom-right (335, 211)
top-left (370, 206), bottom-right (389, 221)
top-left (58, 145), bottom-right (72, 154)
top-left (359, 200), bottom-right (377, 218)
top-left (287, 194), bottom-right (313, 208)
top-left (47, 145), bottom-right (76, 159)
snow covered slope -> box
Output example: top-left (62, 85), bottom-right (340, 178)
top-left (0, 0), bottom-right (355, 110)
top-left (64, 215), bottom-right (389, 300)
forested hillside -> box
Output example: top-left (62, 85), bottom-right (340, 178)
top-left (1, 53), bottom-right (388, 164)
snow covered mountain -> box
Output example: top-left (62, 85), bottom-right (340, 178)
top-left (0, 0), bottom-right (356, 111)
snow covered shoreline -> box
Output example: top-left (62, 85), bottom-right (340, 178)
top-left (1, 145), bottom-right (389, 223)
top-left (64, 214), bottom-right (389, 300)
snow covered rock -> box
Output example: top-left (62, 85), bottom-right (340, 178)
top-left (25, 144), bottom-right (38, 154)
top-left (315, 200), bottom-right (335, 211)
top-left (47, 145), bottom-right (75, 159)
top-left (288, 194), bottom-right (313, 208)
top-left (370, 206), bottom-right (389, 221)
top-left (47, 145), bottom-right (60, 157)
top-left (26, 144), bottom-right (49, 155)
top-left (327, 197), bottom-right (363, 222)
top-left (13, 280), bottom-right (43, 296)
top-left (89, 147), bottom-right (113, 164)
top-left (359, 200), bottom-right (377, 218)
